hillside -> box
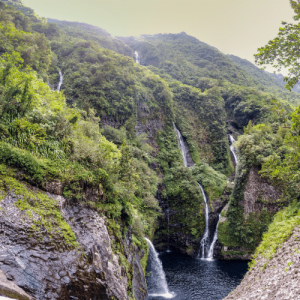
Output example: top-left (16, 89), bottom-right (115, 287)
top-left (119, 33), bottom-right (300, 106)
top-left (268, 71), bottom-right (300, 93)
top-left (228, 54), bottom-right (300, 101)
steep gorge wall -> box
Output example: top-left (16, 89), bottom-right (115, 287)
top-left (218, 166), bottom-right (282, 260)
top-left (0, 180), bottom-right (147, 300)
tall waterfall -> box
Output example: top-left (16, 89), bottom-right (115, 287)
top-left (134, 51), bottom-right (140, 64)
top-left (174, 123), bottom-right (188, 167)
top-left (145, 238), bottom-right (174, 298)
top-left (198, 183), bottom-right (210, 259)
top-left (229, 135), bottom-right (238, 166)
top-left (57, 70), bottom-right (63, 92)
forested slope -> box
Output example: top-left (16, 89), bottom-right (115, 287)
top-left (1, 0), bottom-right (300, 299)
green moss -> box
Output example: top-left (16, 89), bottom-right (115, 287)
top-left (0, 166), bottom-right (78, 248)
top-left (140, 241), bottom-right (149, 275)
top-left (0, 287), bottom-right (31, 300)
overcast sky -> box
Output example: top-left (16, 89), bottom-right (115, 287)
top-left (22, 0), bottom-right (294, 69)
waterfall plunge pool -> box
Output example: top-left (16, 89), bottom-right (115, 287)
top-left (146, 251), bottom-right (248, 300)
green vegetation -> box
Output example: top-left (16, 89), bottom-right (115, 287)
top-left (192, 161), bottom-right (228, 201)
top-left (120, 32), bottom-right (300, 105)
top-left (0, 164), bottom-right (78, 248)
top-left (249, 200), bottom-right (300, 268)
top-left (255, 0), bottom-right (300, 91)
top-left (0, 3), bottom-right (161, 249)
top-left (228, 55), bottom-right (300, 105)
top-left (3, 0), bottom-right (300, 278)
top-left (47, 18), bottom-right (132, 57)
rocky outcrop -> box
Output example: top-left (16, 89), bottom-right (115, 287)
top-left (243, 167), bottom-right (282, 215)
top-left (0, 269), bottom-right (32, 300)
top-left (0, 186), bottom-right (147, 300)
top-left (224, 227), bottom-right (300, 300)
top-left (218, 166), bottom-right (283, 260)
top-left (101, 115), bottom-right (125, 129)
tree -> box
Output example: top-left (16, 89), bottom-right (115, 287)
top-left (254, 0), bottom-right (300, 91)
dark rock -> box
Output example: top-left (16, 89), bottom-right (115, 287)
top-left (0, 187), bottom-right (147, 300)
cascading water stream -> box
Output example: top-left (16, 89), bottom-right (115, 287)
top-left (198, 183), bottom-right (210, 259)
top-left (207, 215), bottom-right (220, 260)
top-left (173, 123), bottom-right (188, 167)
top-left (145, 238), bottom-right (174, 298)
top-left (57, 70), bottom-right (63, 92)
top-left (134, 51), bottom-right (140, 64)
top-left (229, 135), bottom-right (238, 166)
top-left (173, 124), bottom-right (218, 259)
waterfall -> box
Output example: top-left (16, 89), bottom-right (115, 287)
top-left (174, 123), bottom-right (188, 167)
top-left (57, 70), bottom-right (63, 92)
top-left (207, 215), bottom-right (220, 260)
top-left (134, 51), bottom-right (140, 64)
top-left (173, 124), bottom-right (219, 259)
top-left (145, 238), bottom-right (174, 298)
top-left (229, 135), bottom-right (238, 166)
top-left (198, 183), bottom-right (210, 259)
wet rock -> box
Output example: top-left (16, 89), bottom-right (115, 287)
top-left (42, 180), bottom-right (64, 195)
top-left (0, 187), bottom-right (147, 300)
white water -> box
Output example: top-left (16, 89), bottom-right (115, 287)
top-left (134, 51), bottom-right (140, 64)
top-left (57, 70), bottom-right (63, 92)
top-left (198, 183), bottom-right (210, 259)
top-left (173, 123), bottom-right (188, 167)
top-left (145, 238), bottom-right (174, 298)
top-left (207, 215), bottom-right (220, 260)
top-left (229, 135), bottom-right (238, 166)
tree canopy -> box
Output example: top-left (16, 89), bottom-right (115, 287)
top-left (255, 0), bottom-right (300, 91)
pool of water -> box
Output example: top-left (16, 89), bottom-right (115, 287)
top-left (146, 251), bottom-right (248, 300)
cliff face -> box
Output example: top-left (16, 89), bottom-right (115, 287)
top-left (0, 181), bottom-right (147, 300)
top-left (224, 227), bottom-right (300, 300)
top-left (218, 166), bottom-right (282, 260)
top-left (242, 167), bottom-right (282, 215)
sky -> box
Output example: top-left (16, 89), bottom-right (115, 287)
top-left (22, 0), bottom-right (295, 69)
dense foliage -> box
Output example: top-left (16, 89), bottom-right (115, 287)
top-left (3, 0), bottom-right (300, 271)
top-left (255, 0), bottom-right (300, 91)
top-left (0, 5), bottom-right (162, 251)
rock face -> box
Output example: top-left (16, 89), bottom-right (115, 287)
top-left (219, 167), bottom-right (282, 260)
top-left (153, 185), bottom-right (199, 255)
top-left (0, 188), bottom-right (147, 300)
top-left (154, 184), bottom-right (230, 257)
top-left (243, 167), bottom-right (282, 215)
top-left (224, 227), bottom-right (300, 300)
top-left (0, 269), bottom-right (32, 300)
